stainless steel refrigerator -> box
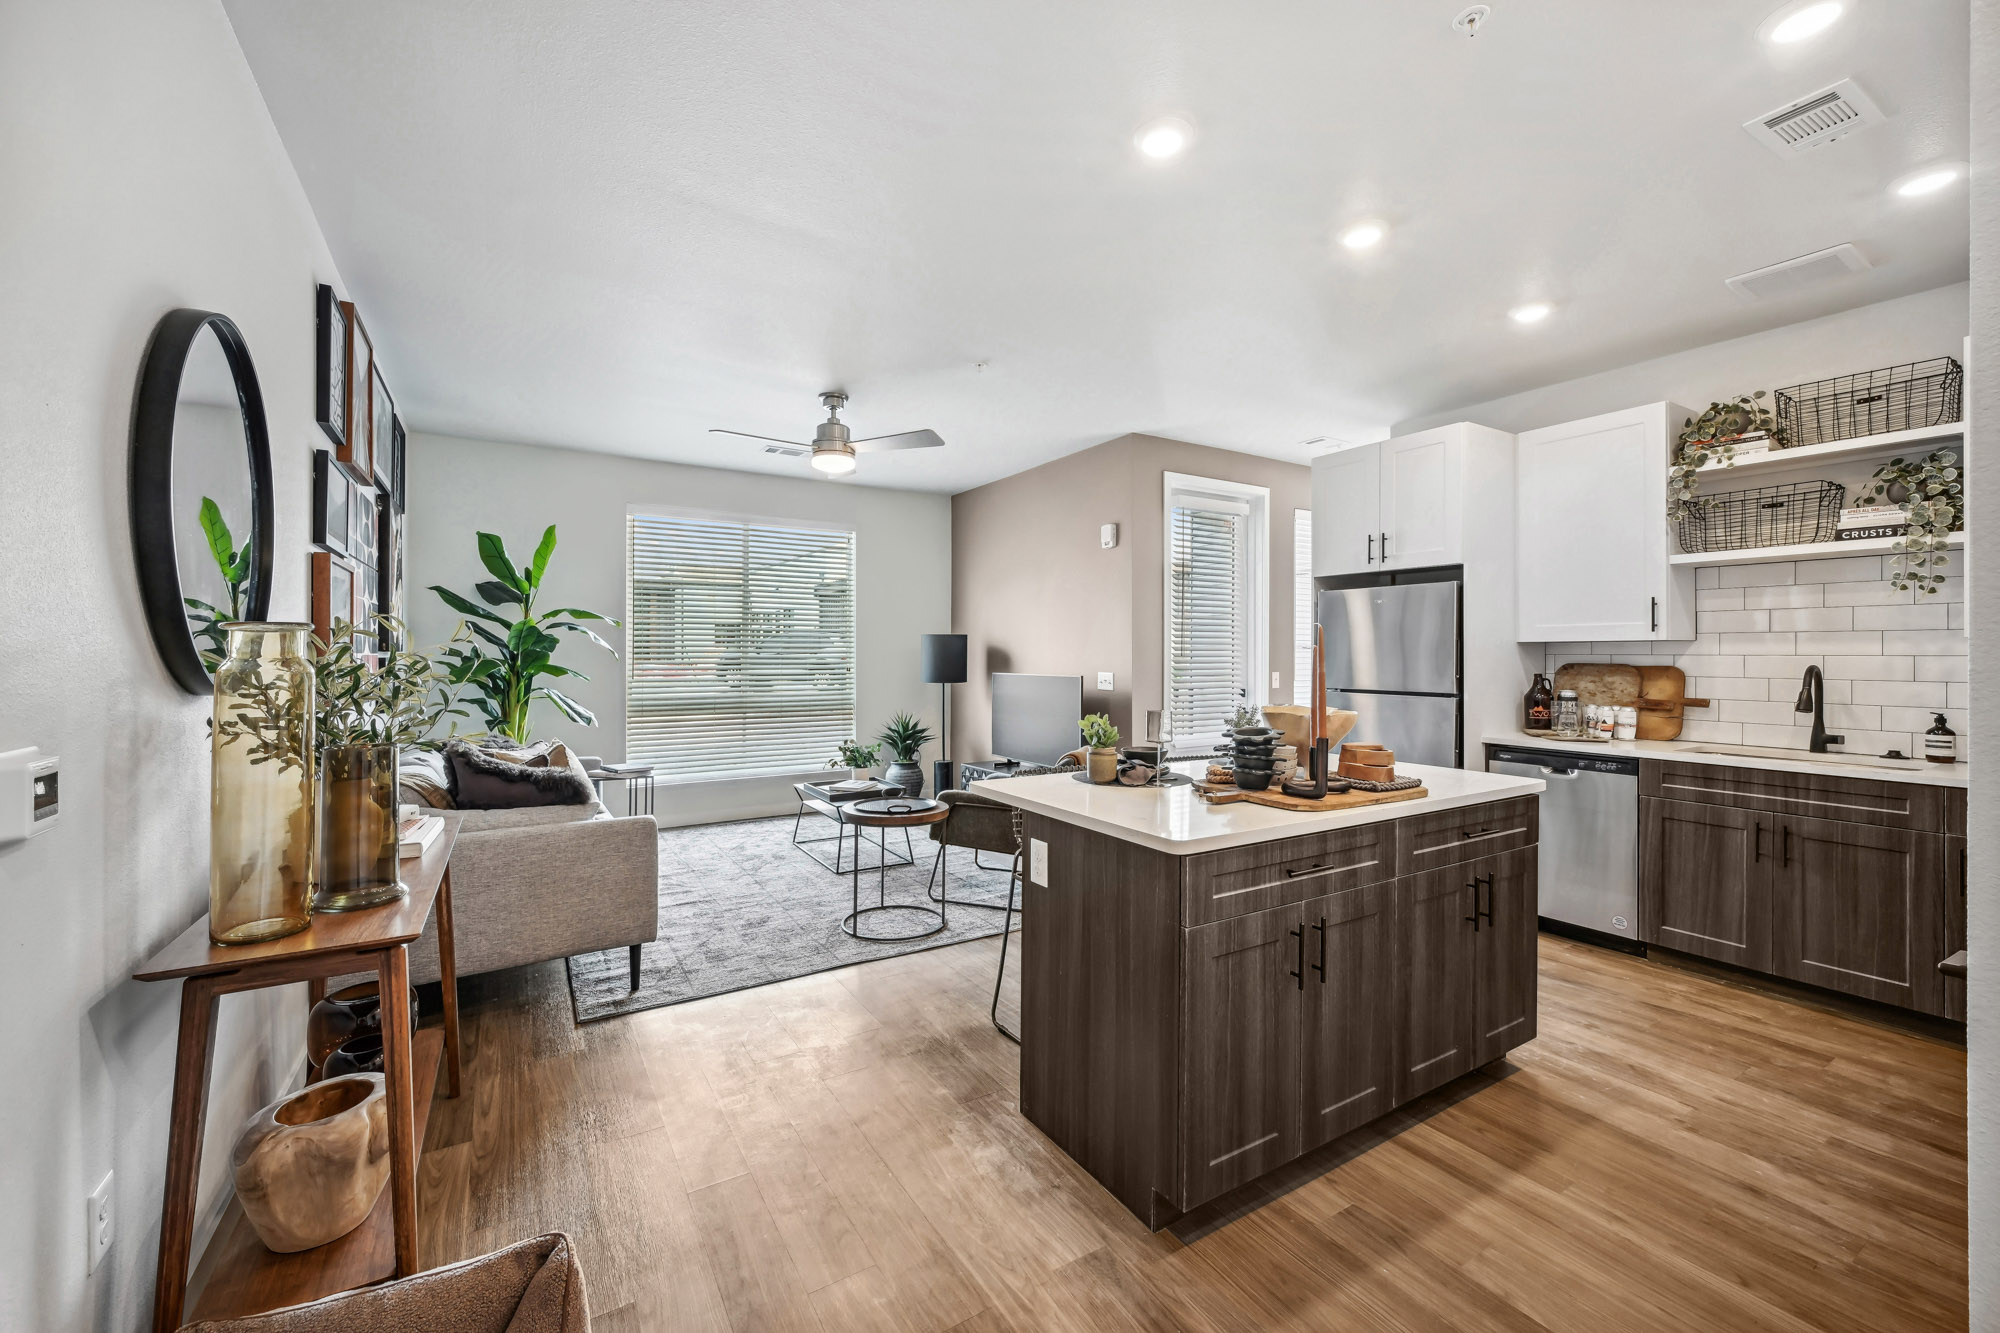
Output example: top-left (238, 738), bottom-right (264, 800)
top-left (1317, 576), bottom-right (1462, 768)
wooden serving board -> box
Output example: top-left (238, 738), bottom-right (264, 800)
top-left (1195, 781), bottom-right (1429, 814)
top-left (1552, 662), bottom-right (1710, 741)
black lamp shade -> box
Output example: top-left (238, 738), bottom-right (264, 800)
top-left (921, 633), bottom-right (967, 684)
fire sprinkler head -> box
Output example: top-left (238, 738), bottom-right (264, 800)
top-left (1453, 4), bottom-right (1491, 36)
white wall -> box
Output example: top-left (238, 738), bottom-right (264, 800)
top-left (0, 2), bottom-right (345, 1328)
top-left (404, 432), bottom-right (953, 826)
top-left (1393, 284), bottom-right (1969, 437)
top-left (1967, 3), bottom-right (1997, 1327)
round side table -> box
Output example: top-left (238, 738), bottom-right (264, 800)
top-left (840, 798), bottom-right (950, 942)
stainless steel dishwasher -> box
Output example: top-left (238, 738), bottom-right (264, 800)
top-left (1489, 746), bottom-right (1640, 942)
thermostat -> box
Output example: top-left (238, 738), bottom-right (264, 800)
top-left (1100, 524), bottom-right (1118, 549)
top-left (0, 747), bottom-right (59, 844)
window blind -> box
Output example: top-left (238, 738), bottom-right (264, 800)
top-left (1167, 504), bottom-right (1245, 747)
top-left (1293, 508), bottom-right (1314, 705)
top-left (627, 512), bottom-right (856, 779)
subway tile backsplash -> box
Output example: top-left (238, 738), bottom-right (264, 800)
top-left (1536, 553), bottom-right (1968, 759)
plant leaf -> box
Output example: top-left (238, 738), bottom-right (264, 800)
top-left (527, 525), bottom-right (558, 588)
top-left (431, 585), bottom-right (512, 625)
top-left (476, 532), bottom-right (528, 592)
top-left (540, 688), bottom-right (597, 726)
top-left (475, 579), bottom-right (525, 606)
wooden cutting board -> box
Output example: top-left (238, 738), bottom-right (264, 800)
top-left (1550, 662), bottom-right (1709, 741)
top-left (1195, 782), bottom-right (1429, 814)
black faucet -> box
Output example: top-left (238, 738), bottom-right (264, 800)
top-left (1793, 665), bottom-right (1845, 753)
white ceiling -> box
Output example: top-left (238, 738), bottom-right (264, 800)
top-left (224, 0), bottom-right (1970, 493)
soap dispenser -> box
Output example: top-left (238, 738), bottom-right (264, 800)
top-left (1924, 713), bottom-right (1957, 764)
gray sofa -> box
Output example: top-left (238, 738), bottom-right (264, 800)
top-left (371, 748), bottom-right (659, 991)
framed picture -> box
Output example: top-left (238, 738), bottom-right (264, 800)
top-left (314, 285), bottom-right (345, 450)
top-left (389, 416), bottom-right (407, 514)
top-left (310, 549), bottom-right (360, 645)
top-left (336, 302), bottom-right (372, 484)
top-left (374, 492), bottom-right (398, 647)
top-left (370, 366), bottom-right (395, 491)
top-left (312, 451), bottom-right (350, 556)
top-left (350, 487), bottom-right (377, 570)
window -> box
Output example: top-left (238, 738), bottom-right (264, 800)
top-left (1293, 508), bottom-right (1314, 704)
top-left (1163, 474), bottom-right (1268, 751)
top-left (627, 510), bottom-right (855, 779)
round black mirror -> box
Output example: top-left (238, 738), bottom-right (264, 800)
top-left (130, 309), bottom-right (275, 694)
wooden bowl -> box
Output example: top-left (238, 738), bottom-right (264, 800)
top-left (1261, 706), bottom-right (1359, 755)
top-left (232, 1075), bottom-right (390, 1253)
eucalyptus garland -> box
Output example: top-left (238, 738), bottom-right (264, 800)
top-left (1667, 393), bottom-right (1786, 521)
top-left (1858, 450), bottom-right (1963, 594)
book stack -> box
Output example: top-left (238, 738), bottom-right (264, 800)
top-left (1835, 503), bottom-right (1908, 542)
top-left (398, 813), bottom-right (443, 858)
top-left (1721, 431), bottom-right (1774, 458)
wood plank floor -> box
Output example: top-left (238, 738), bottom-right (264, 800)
top-left (418, 934), bottom-right (1967, 1332)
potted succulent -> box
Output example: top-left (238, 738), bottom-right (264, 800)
top-left (877, 712), bottom-right (935, 797)
top-left (830, 739), bottom-right (880, 783)
top-left (1080, 713), bottom-right (1121, 784)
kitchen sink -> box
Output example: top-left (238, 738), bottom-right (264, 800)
top-left (1683, 744), bottom-right (1930, 772)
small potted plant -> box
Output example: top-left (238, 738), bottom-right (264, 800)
top-left (1858, 450), bottom-right (1963, 593)
top-left (877, 712), bottom-right (935, 797)
top-left (830, 739), bottom-right (880, 783)
top-left (1668, 391), bottom-right (1787, 521)
top-left (1080, 713), bottom-right (1120, 784)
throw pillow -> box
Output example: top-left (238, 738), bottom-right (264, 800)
top-left (397, 749), bottom-right (456, 809)
top-left (445, 740), bottom-right (595, 809)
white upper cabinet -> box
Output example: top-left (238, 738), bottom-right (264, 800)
top-left (1379, 429), bottom-right (1463, 568)
top-left (1514, 402), bottom-right (1694, 642)
top-left (1310, 442), bottom-right (1380, 576)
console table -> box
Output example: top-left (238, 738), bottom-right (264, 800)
top-left (134, 813), bottom-right (464, 1332)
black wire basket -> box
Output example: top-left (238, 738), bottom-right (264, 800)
top-left (1773, 357), bottom-right (1963, 447)
top-left (1676, 480), bottom-right (1845, 554)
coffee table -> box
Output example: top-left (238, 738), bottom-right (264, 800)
top-left (792, 778), bottom-right (915, 874)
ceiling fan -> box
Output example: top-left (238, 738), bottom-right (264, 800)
top-left (710, 391), bottom-right (943, 477)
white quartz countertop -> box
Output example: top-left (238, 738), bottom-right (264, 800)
top-left (968, 763), bottom-right (1544, 856)
top-left (1481, 731), bottom-right (1969, 789)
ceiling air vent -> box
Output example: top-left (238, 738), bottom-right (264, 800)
top-left (1743, 79), bottom-right (1885, 156)
top-left (1725, 243), bottom-right (1872, 300)
top-left (761, 443), bottom-right (808, 457)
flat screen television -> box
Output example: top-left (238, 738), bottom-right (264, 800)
top-left (990, 673), bottom-right (1083, 766)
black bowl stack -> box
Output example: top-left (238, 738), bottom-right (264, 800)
top-left (1230, 726), bottom-right (1279, 791)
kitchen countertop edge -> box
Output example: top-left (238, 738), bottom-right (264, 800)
top-left (1481, 731), bottom-right (1969, 789)
top-left (968, 764), bottom-right (1545, 855)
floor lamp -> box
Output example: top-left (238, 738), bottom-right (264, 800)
top-left (921, 634), bottom-right (967, 795)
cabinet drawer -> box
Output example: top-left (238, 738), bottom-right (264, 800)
top-left (1397, 796), bottom-right (1538, 873)
top-left (1641, 760), bottom-right (1944, 832)
top-left (1182, 824), bottom-right (1396, 926)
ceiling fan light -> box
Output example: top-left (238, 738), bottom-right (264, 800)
top-left (810, 446), bottom-right (857, 476)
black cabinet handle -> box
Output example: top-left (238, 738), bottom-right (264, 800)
top-left (1366, 533), bottom-right (1374, 564)
top-left (1782, 826), bottom-right (1791, 868)
top-left (1289, 926), bottom-right (1305, 989)
top-left (1479, 872), bottom-right (1495, 926)
top-left (1464, 882), bottom-right (1481, 932)
top-left (1753, 821), bottom-right (1763, 863)
top-left (1651, 596), bottom-right (1659, 633)
top-left (1381, 531), bottom-right (1390, 560)
top-left (1286, 862), bottom-right (1336, 878)
top-left (1311, 917), bottom-right (1327, 983)
top-left (1461, 828), bottom-right (1496, 840)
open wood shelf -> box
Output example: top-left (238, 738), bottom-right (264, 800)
top-left (1695, 422), bottom-right (1965, 477)
top-left (1669, 530), bottom-right (1966, 568)
top-left (184, 1026), bottom-right (445, 1324)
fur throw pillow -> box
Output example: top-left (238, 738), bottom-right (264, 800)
top-left (446, 740), bottom-right (596, 809)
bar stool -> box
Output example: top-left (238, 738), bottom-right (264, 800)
top-left (919, 790), bottom-right (1024, 1043)
top-left (839, 798), bottom-right (951, 942)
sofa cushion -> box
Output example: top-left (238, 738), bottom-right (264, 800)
top-left (447, 740), bottom-right (597, 809)
top-left (453, 803), bottom-right (606, 833)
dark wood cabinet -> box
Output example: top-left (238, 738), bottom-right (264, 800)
top-left (1300, 881), bottom-right (1395, 1152)
top-left (1770, 815), bottom-right (1943, 1014)
top-left (1180, 903), bottom-right (1305, 1204)
top-left (1475, 847), bottom-right (1539, 1064)
top-left (1639, 796), bottom-right (1770, 971)
top-left (1397, 861), bottom-right (1478, 1101)
top-left (1944, 834), bottom-right (1966, 1022)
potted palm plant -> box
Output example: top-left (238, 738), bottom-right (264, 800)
top-left (877, 712), bottom-right (935, 796)
top-left (430, 525), bottom-right (618, 742)
top-left (1080, 713), bottom-right (1120, 784)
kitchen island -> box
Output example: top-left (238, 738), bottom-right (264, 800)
top-left (971, 763), bottom-right (1544, 1228)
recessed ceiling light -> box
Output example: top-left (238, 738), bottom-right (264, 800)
top-left (1135, 118), bottom-right (1192, 161)
top-left (1893, 164), bottom-right (1963, 197)
top-left (1765, 1), bottom-right (1844, 44)
top-left (1509, 302), bottom-right (1552, 325)
top-left (1339, 222), bottom-right (1387, 251)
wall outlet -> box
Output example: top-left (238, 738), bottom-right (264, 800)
top-left (1097, 672), bottom-right (1114, 690)
top-left (86, 1172), bottom-right (113, 1274)
top-left (1029, 838), bottom-right (1048, 886)
top-left (1271, 671), bottom-right (1282, 691)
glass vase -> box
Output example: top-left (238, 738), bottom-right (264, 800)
top-left (315, 743), bottom-right (404, 911)
top-left (211, 623), bottom-right (316, 945)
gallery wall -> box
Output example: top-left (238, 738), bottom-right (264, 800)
top-left (0, 1), bottom-right (349, 1327)
top-left (403, 430), bottom-right (953, 826)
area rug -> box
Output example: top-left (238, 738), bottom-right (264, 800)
top-left (564, 813), bottom-right (1019, 1022)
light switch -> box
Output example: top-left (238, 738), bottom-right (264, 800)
top-left (1029, 838), bottom-right (1048, 886)
top-left (1271, 671), bottom-right (1282, 691)
top-left (1097, 672), bottom-right (1114, 690)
